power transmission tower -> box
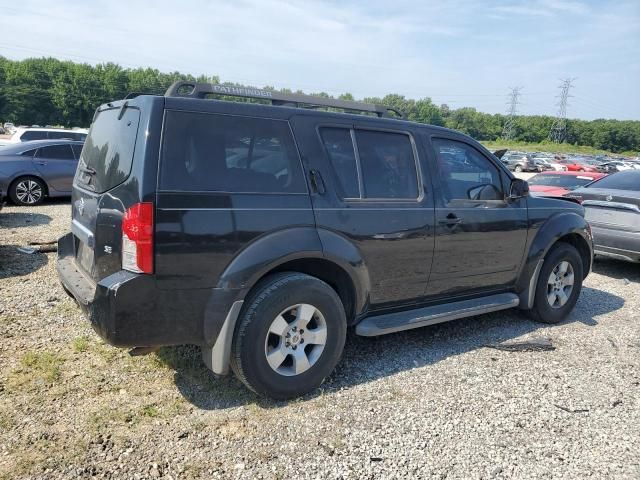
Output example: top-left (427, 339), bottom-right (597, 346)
top-left (549, 78), bottom-right (575, 143)
top-left (502, 86), bottom-right (522, 140)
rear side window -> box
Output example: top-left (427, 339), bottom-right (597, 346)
top-left (319, 127), bottom-right (419, 200)
top-left (36, 144), bottom-right (75, 160)
top-left (20, 131), bottom-right (48, 141)
top-left (160, 111), bottom-right (306, 193)
top-left (75, 107), bottom-right (141, 193)
top-left (355, 130), bottom-right (418, 199)
top-left (587, 171), bottom-right (640, 191)
top-left (48, 131), bottom-right (74, 140)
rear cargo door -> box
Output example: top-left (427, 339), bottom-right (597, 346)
top-left (71, 105), bottom-right (142, 281)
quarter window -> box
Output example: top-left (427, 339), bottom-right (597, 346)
top-left (319, 128), bottom-right (359, 198)
top-left (432, 138), bottom-right (503, 203)
top-left (160, 111), bottom-right (306, 193)
top-left (319, 127), bottom-right (419, 200)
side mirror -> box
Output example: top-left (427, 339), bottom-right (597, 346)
top-left (508, 178), bottom-right (529, 200)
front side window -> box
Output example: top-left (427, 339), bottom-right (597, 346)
top-left (432, 138), bottom-right (503, 203)
top-left (319, 127), bottom-right (419, 200)
top-left (36, 144), bottom-right (75, 160)
top-left (160, 111), bottom-right (306, 193)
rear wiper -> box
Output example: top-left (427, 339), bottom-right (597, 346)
top-left (79, 165), bottom-right (97, 175)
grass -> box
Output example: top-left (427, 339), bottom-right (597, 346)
top-left (481, 140), bottom-right (637, 157)
top-left (71, 335), bottom-right (90, 353)
top-left (17, 351), bottom-right (65, 385)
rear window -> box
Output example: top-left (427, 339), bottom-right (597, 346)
top-left (159, 111), bottom-right (306, 193)
top-left (587, 171), bottom-right (640, 191)
top-left (75, 107), bottom-right (140, 193)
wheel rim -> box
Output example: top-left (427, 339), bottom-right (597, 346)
top-left (546, 261), bottom-right (575, 309)
top-left (264, 303), bottom-right (327, 377)
top-left (15, 180), bottom-right (42, 204)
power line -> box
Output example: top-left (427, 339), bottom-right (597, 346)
top-left (502, 86), bottom-right (522, 140)
top-left (549, 78), bottom-right (575, 143)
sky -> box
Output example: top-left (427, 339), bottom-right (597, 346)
top-left (1, 0), bottom-right (639, 120)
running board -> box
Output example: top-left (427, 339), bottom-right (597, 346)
top-left (355, 293), bottom-right (520, 337)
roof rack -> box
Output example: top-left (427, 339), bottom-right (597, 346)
top-left (164, 81), bottom-right (406, 119)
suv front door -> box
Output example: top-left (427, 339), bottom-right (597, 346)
top-left (291, 115), bottom-right (435, 311)
top-left (424, 136), bottom-right (528, 297)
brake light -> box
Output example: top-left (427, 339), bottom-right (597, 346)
top-left (122, 202), bottom-right (154, 274)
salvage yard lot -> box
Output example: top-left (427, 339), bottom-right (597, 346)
top-left (1, 202), bottom-right (639, 479)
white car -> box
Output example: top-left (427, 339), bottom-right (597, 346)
top-left (1, 127), bottom-right (87, 146)
top-left (536, 157), bottom-right (567, 171)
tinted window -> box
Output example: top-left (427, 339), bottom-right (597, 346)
top-left (71, 144), bottom-right (83, 159)
top-left (355, 130), bottom-right (418, 199)
top-left (320, 128), bottom-right (359, 198)
top-left (75, 107), bottom-right (140, 193)
top-left (20, 131), bottom-right (48, 141)
top-left (432, 138), bottom-right (503, 202)
top-left (36, 144), bottom-right (75, 160)
top-left (587, 171), bottom-right (640, 191)
top-left (160, 111), bottom-right (305, 193)
top-left (20, 148), bottom-right (38, 157)
top-left (48, 131), bottom-right (75, 140)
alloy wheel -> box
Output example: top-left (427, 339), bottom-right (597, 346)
top-left (264, 303), bottom-right (327, 376)
top-left (546, 261), bottom-right (575, 309)
top-left (15, 180), bottom-right (43, 205)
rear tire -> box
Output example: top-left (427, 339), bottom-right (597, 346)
top-left (9, 176), bottom-right (46, 206)
top-left (230, 273), bottom-right (346, 399)
top-left (515, 165), bottom-right (523, 172)
top-left (528, 243), bottom-right (583, 324)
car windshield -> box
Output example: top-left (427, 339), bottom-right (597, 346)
top-left (528, 174), bottom-right (597, 189)
top-left (586, 171), bottom-right (640, 191)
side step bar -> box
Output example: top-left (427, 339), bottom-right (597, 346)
top-left (355, 293), bottom-right (520, 337)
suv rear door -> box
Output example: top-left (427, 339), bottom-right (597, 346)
top-left (291, 115), bottom-right (435, 311)
top-left (424, 135), bottom-right (528, 297)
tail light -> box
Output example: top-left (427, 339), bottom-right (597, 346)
top-left (122, 202), bottom-right (154, 274)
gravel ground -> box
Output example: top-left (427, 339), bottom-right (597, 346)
top-left (0, 200), bottom-right (639, 480)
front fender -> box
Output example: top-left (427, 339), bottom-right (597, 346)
top-left (517, 210), bottom-right (593, 307)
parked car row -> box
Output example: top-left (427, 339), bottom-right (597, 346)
top-left (0, 126), bottom-right (88, 146)
top-left (499, 150), bottom-right (640, 174)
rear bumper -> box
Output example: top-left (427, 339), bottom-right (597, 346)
top-left (591, 225), bottom-right (640, 263)
top-left (56, 232), bottom-right (240, 347)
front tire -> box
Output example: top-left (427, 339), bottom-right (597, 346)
top-left (515, 165), bottom-right (523, 173)
top-left (528, 243), bottom-right (583, 324)
top-left (230, 273), bottom-right (346, 399)
top-left (10, 176), bottom-right (46, 206)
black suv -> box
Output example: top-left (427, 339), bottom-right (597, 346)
top-left (58, 82), bottom-right (593, 399)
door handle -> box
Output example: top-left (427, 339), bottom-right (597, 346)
top-left (309, 169), bottom-right (326, 194)
top-left (37, 161), bottom-right (47, 166)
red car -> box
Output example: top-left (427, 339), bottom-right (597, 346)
top-left (527, 171), bottom-right (606, 197)
top-left (556, 158), bottom-right (600, 172)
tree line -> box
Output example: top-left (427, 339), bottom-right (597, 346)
top-left (0, 56), bottom-right (638, 154)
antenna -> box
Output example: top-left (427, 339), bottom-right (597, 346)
top-left (502, 86), bottom-right (522, 141)
top-left (549, 78), bottom-right (575, 143)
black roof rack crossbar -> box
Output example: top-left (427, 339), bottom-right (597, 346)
top-left (164, 81), bottom-right (406, 119)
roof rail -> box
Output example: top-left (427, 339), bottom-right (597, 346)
top-left (164, 81), bottom-right (406, 119)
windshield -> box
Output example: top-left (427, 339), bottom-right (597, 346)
top-left (587, 171), bottom-right (640, 191)
top-left (74, 106), bottom-right (140, 193)
top-left (528, 174), bottom-right (598, 190)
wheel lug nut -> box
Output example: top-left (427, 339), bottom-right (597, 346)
top-left (299, 329), bottom-right (304, 334)
top-left (300, 339), bottom-right (304, 344)
top-left (292, 346), bottom-right (297, 350)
